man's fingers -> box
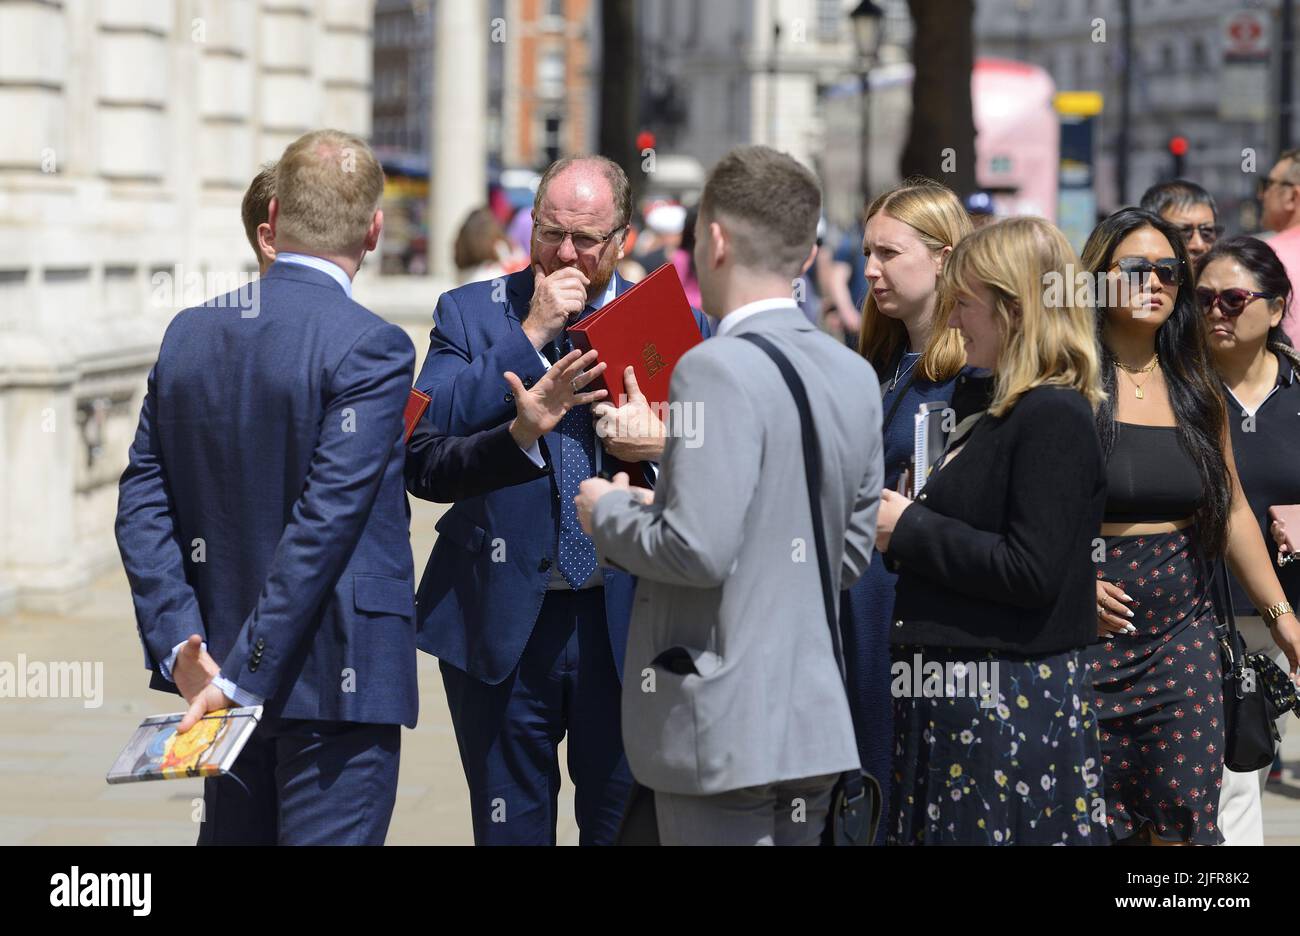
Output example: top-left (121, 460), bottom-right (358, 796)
top-left (574, 389), bottom-right (608, 406)
top-left (178, 695), bottom-right (206, 734)
top-left (503, 371), bottom-right (525, 398)
top-left (591, 402), bottom-right (615, 419)
top-left (623, 366), bottom-right (645, 401)
top-left (612, 472), bottom-right (631, 488)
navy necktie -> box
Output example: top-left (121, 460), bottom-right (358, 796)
top-left (554, 313), bottom-right (599, 588)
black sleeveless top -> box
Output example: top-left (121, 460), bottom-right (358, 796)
top-left (1103, 422), bottom-right (1203, 522)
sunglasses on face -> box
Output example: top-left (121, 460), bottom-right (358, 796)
top-left (1111, 257), bottom-right (1184, 287)
top-left (1196, 286), bottom-right (1274, 317)
top-left (1173, 223), bottom-right (1223, 244)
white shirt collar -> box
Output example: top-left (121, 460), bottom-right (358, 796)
top-left (589, 273), bottom-right (618, 310)
top-left (276, 253), bottom-right (353, 298)
top-left (716, 297), bottom-right (799, 337)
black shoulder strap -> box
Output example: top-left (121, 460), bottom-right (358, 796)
top-left (736, 332), bottom-right (845, 679)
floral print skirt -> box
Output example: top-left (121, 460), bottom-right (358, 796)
top-left (1082, 529), bottom-right (1225, 845)
top-left (889, 644), bottom-right (1107, 845)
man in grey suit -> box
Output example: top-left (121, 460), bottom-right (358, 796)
top-left (574, 145), bottom-right (884, 845)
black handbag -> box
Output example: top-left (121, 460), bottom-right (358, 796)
top-left (1208, 558), bottom-right (1283, 772)
top-left (739, 332), bottom-right (882, 846)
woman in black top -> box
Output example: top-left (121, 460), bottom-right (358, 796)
top-left (1197, 236), bottom-right (1300, 843)
top-left (875, 218), bottom-right (1108, 845)
top-left (1080, 209), bottom-right (1300, 845)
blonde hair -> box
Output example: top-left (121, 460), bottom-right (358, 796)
top-left (856, 178), bottom-right (971, 382)
top-left (274, 129), bottom-right (385, 255)
top-left (942, 217), bottom-right (1104, 417)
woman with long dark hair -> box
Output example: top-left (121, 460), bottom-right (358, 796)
top-left (1081, 209), bottom-right (1300, 845)
top-left (1196, 235), bottom-right (1300, 843)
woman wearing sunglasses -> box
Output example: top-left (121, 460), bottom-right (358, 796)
top-left (1196, 236), bottom-right (1300, 844)
top-left (1080, 208), bottom-right (1300, 845)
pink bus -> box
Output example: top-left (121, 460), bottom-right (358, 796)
top-left (973, 58), bottom-right (1060, 222)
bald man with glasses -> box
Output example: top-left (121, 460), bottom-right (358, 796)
top-left (411, 155), bottom-right (711, 844)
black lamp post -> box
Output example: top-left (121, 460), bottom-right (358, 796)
top-left (850, 0), bottom-right (885, 210)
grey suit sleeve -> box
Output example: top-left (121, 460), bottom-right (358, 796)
top-left (590, 349), bottom-right (761, 588)
top-left (840, 421), bottom-right (883, 590)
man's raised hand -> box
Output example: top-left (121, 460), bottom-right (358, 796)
top-left (506, 348), bottom-right (608, 450)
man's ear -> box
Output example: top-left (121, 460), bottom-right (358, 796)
top-left (364, 209), bottom-right (384, 253)
top-left (256, 222), bottom-right (276, 264)
top-left (268, 197), bottom-right (279, 238)
top-left (799, 243), bottom-right (817, 277)
top-left (709, 220), bottom-right (727, 270)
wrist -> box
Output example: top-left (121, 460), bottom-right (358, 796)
top-left (508, 417), bottom-right (539, 450)
top-left (1263, 602), bottom-right (1295, 627)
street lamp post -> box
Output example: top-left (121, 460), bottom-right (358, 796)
top-left (850, 1), bottom-right (885, 211)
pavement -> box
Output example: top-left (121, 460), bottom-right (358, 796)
top-left (0, 499), bottom-right (579, 846)
top-left (2, 496), bottom-right (1298, 845)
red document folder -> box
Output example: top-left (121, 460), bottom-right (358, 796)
top-left (567, 263), bottom-right (703, 481)
top-left (404, 388), bottom-right (431, 442)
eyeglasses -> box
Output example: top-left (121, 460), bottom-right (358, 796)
top-left (534, 223), bottom-right (625, 252)
top-left (1258, 176), bottom-right (1297, 196)
top-left (1111, 257), bottom-right (1185, 287)
top-left (1196, 286), bottom-right (1274, 317)
top-left (1172, 223), bottom-right (1223, 244)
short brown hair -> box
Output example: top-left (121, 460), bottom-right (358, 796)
top-left (274, 129), bottom-right (385, 254)
top-left (453, 207), bottom-right (507, 271)
top-left (698, 145), bottom-right (821, 280)
top-left (241, 162), bottom-right (276, 259)
top-left (533, 155), bottom-right (631, 230)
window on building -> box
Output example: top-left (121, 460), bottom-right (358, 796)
top-left (537, 48), bottom-right (565, 99)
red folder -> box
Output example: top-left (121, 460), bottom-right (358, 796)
top-left (567, 263), bottom-right (703, 480)
top-left (404, 388), bottom-right (431, 442)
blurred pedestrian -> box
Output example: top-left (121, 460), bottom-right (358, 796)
top-left (1257, 150), bottom-right (1300, 347)
top-left (1140, 180), bottom-right (1222, 264)
top-left (453, 206), bottom-right (523, 284)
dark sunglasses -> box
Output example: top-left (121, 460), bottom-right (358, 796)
top-left (1111, 257), bottom-right (1184, 287)
top-left (1196, 286), bottom-right (1274, 317)
top-left (1173, 223), bottom-right (1223, 244)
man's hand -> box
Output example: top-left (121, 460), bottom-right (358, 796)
top-left (177, 682), bottom-right (236, 734)
top-left (172, 634), bottom-right (220, 702)
top-left (505, 349), bottom-right (608, 449)
top-left (592, 366), bottom-right (667, 463)
top-left (523, 264), bottom-right (589, 349)
top-left (576, 471), bottom-right (631, 535)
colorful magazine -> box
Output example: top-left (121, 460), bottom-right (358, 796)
top-left (105, 706), bottom-right (262, 784)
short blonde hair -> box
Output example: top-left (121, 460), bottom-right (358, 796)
top-left (856, 179), bottom-right (971, 382)
top-left (274, 130), bottom-right (384, 254)
top-left (942, 217), bottom-right (1104, 417)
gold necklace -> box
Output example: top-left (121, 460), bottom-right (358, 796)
top-left (1115, 355), bottom-right (1159, 399)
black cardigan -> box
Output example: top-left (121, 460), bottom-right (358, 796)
top-left (887, 384), bottom-right (1106, 655)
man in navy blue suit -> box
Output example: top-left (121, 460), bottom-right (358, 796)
top-left (413, 155), bottom-right (711, 844)
top-left (115, 131), bottom-right (605, 845)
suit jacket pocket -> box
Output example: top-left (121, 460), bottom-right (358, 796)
top-left (354, 574), bottom-right (416, 619)
top-left (651, 645), bottom-right (721, 678)
top-left (434, 510), bottom-right (486, 554)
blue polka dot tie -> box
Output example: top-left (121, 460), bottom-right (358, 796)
top-left (554, 321), bottom-right (599, 589)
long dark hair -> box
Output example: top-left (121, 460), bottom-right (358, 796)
top-left (1195, 235), bottom-right (1295, 350)
top-left (1081, 208), bottom-right (1230, 558)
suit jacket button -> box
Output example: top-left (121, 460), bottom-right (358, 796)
top-left (504, 392), bottom-right (514, 403)
top-left (918, 493), bottom-right (927, 501)
top-left (524, 377), bottom-right (535, 389)
top-left (538, 558), bottom-right (551, 572)
top-left (894, 620), bottom-right (904, 628)
top-left (249, 662), bottom-right (259, 672)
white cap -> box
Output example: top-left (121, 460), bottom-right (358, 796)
top-left (645, 203), bottom-right (687, 235)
